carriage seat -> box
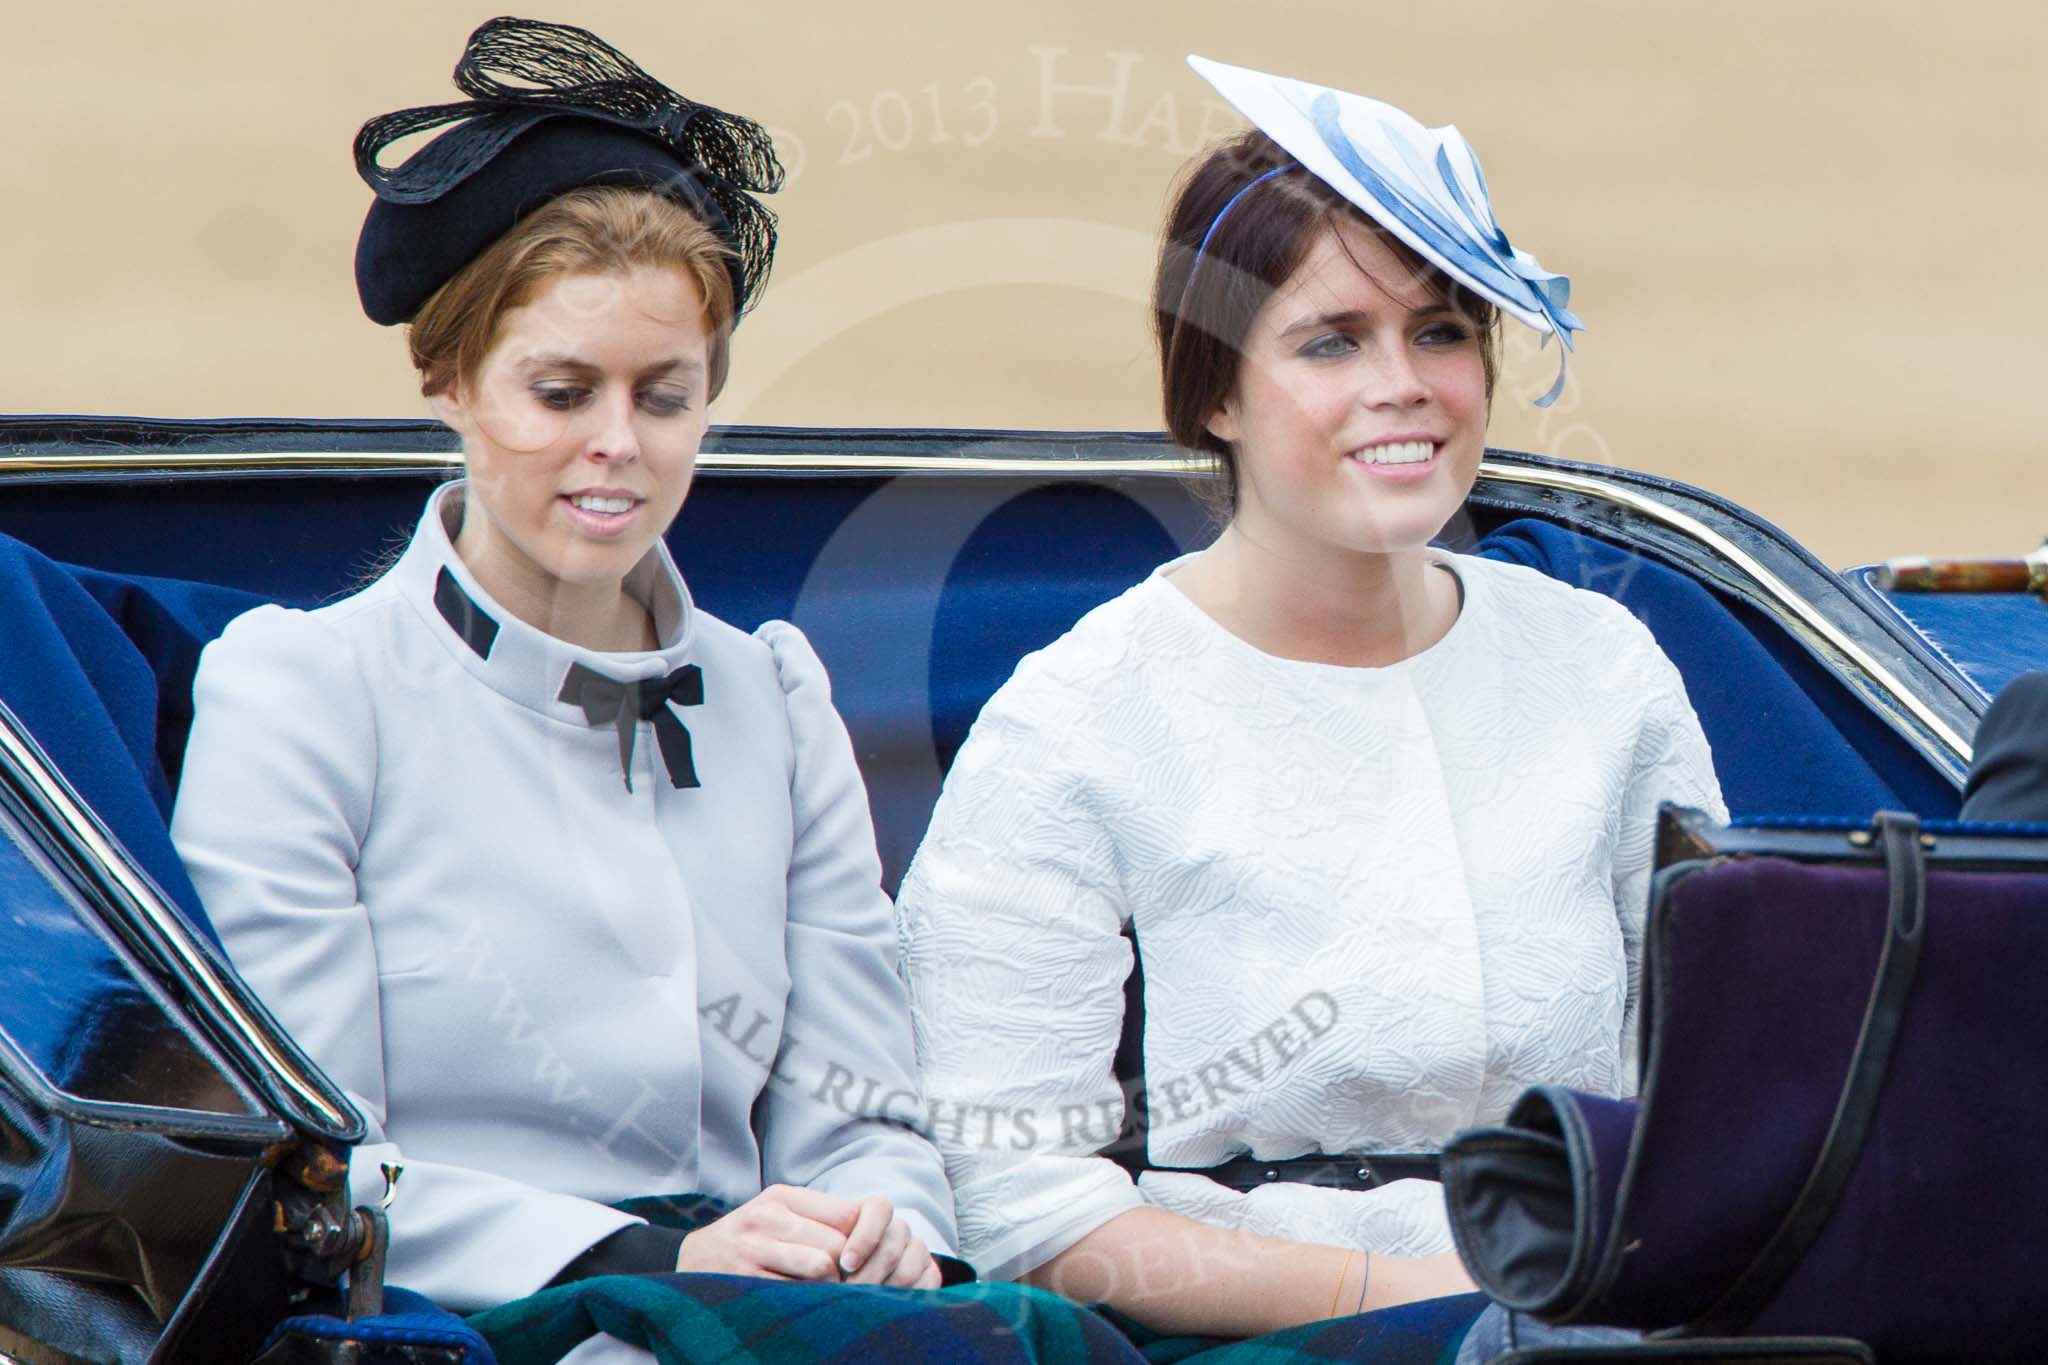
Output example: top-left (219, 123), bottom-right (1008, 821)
top-left (0, 508), bottom-right (1957, 949)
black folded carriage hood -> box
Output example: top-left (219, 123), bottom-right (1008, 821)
top-left (0, 703), bottom-right (364, 1364)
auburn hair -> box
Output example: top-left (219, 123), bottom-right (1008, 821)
top-left (409, 185), bottom-right (738, 401)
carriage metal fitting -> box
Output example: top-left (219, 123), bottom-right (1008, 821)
top-left (1848, 826), bottom-right (1938, 851)
top-left (1875, 547), bottom-right (2048, 599)
top-left (276, 1184), bottom-right (351, 1260)
top-left (346, 1205), bottom-right (390, 1320)
top-left (274, 1141), bottom-right (392, 1292)
top-left (292, 1141), bottom-right (352, 1196)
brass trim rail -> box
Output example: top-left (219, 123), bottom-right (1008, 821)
top-left (0, 451), bottom-right (463, 473)
top-left (0, 449), bottom-right (1208, 475)
top-left (0, 447), bottom-right (1970, 772)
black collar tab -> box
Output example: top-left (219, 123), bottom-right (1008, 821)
top-left (433, 567), bottom-right (500, 659)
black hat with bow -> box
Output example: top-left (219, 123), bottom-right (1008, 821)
top-left (353, 16), bottom-right (784, 326)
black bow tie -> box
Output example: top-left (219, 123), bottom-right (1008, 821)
top-left (557, 662), bottom-right (705, 792)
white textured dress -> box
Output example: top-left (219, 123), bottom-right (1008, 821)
top-left (171, 483), bottom-right (956, 1313)
top-left (896, 552), bottom-right (1725, 1280)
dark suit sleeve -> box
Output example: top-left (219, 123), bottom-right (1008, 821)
top-left (1961, 672), bottom-right (2048, 822)
top-left (545, 1224), bottom-right (691, 1285)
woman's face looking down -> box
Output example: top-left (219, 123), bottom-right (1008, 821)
top-left (434, 266), bottom-right (713, 610)
top-left (1207, 218), bottom-right (1488, 563)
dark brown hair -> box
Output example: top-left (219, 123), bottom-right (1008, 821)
top-left (409, 185), bottom-right (738, 402)
top-left (1152, 130), bottom-right (1500, 514)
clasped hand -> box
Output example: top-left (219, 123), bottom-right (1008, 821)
top-left (677, 1185), bottom-right (940, 1288)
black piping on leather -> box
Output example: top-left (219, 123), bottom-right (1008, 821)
top-left (1108, 923), bottom-right (1439, 1193)
top-left (1684, 811), bottom-right (1928, 1335)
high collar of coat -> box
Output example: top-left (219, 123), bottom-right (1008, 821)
top-left (386, 479), bottom-right (700, 723)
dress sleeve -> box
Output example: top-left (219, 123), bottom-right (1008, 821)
top-left (170, 606), bottom-right (639, 1311)
top-left (750, 620), bottom-right (960, 1257)
top-left (1610, 622), bottom-right (1729, 1089)
top-left (895, 674), bottom-right (1145, 1281)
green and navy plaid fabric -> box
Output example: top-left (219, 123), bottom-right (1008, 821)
top-left (467, 1194), bottom-right (1483, 1364)
top-left (469, 1273), bottom-right (1149, 1364)
top-left (469, 1279), bottom-right (1485, 1365)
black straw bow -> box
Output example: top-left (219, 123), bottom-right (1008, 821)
top-left (557, 662), bottom-right (704, 792)
top-left (352, 16), bottom-right (784, 313)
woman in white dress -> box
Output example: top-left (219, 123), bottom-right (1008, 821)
top-left (168, 20), bottom-right (979, 1358)
top-left (896, 57), bottom-right (1727, 1342)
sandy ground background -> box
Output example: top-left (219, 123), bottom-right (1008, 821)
top-left (4, 1), bottom-right (2042, 568)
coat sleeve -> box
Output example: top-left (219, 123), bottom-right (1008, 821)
top-left (1609, 618), bottom-right (1729, 1090)
top-left (894, 668), bottom-right (1146, 1281)
top-left (169, 605), bottom-right (640, 1311)
top-left (750, 620), bottom-right (960, 1257)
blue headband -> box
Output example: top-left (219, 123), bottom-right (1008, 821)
top-left (1189, 162), bottom-right (1300, 279)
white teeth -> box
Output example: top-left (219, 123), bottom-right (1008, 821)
top-left (1350, 441), bottom-right (1435, 466)
top-left (570, 495), bottom-right (634, 514)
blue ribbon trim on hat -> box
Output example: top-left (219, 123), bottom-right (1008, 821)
top-left (1306, 92), bottom-right (1583, 406)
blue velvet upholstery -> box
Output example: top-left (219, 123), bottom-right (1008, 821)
top-left (1478, 522), bottom-right (1958, 821)
top-left (1863, 572), bottom-right (2048, 703)
top-left (0, 534), bottom-right (261, 940)
top-left (270, 1286), bottom-right (497, 1363)
top-left (0, 479), bottom-right (1959, 932)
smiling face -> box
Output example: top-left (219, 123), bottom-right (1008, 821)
top-left (1207, 217), bottom-right (1489, 564)
top-left (432, 266), bottom-right (712, 623)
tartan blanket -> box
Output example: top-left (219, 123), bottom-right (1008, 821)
top-left (471, 1275), bottom-right (1482, 1365)
top-left (467, 1194), bottom-right (1482, 1364)
top-left (470, 1193), bottom-right (1148, 1363)
top-left (469, 1274), bottom-right (1149, 1364)
top-left (469, 1281), bottom-right (1483, 1365)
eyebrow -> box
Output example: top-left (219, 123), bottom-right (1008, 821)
top-left (1276, 303), bottom-right (1460, 339)
top-left (516, 353), bottom-right (706, 378)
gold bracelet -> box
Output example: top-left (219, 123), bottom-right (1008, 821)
top-left (1329, 1249), bottom-right (1354, 1319)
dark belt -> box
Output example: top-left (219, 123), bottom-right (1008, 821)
top-left (1110, 924), bottom-right (1445, 1195)
top-left (1142, 1153), bottom-right (1442, 1192)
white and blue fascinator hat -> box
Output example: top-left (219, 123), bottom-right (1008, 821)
top-left (1188, 55), bottom-right (1584, 406)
